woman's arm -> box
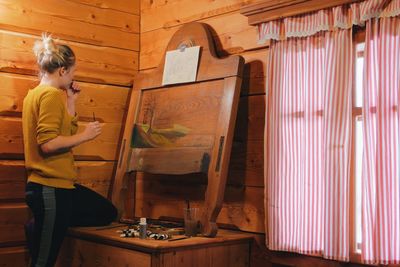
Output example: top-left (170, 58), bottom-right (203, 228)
top-left (40, 121), bottom-right (102, 154)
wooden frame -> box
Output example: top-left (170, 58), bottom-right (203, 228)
top-left (111, 22), bottom-right (244, 237)
top-left (241, 0), bottom-right (362, 26)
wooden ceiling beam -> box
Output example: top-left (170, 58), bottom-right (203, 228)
top-left (241, 0), bottom-right (362, 25)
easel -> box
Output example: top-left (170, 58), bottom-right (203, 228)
top-left (111, 22), bottom-right (244, 237)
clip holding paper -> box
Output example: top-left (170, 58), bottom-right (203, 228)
top-left (178, 43), bottom-right (187, 52)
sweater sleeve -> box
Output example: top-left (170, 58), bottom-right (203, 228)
top-left (36, 90), bottom-right (64, 145)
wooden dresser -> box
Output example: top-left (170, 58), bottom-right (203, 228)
top-left (56, 224), bottom-right (253, 267)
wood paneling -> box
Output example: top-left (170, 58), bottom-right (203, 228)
top-left (0, 0), bottom-right (137, 265)
top-left (241, 49), bottom-right (268, 96)
top-left (140, 12), bottom-right (265, 70)
top-left (0, 72), bottom-right (129, 122)
top-left (0, 117), bottom-right (122, 160)
top-left (141, 0), bottom-right (258, 33)
top-left (71, 0), bottom-right (140, 15)
top-left (74, 161), bottom-right (116, 198)
top-left (57, 237), bottom-right (151, 267)
top-left (230, 95), bottom-right (265, 187)
top-left (0, 72), bottom-right (129, 160)
top-left (0, 160), bottom-right (115, 200)
top-left (0, 31), bottom-right (137, 86)
top-left (0, 246), bottom-right (29, 267)
top-left (0, 161), bottom-right (26, 201)
top-left (134, 174), bottom-right (265, 233)
top-left (156, 242), bottom-right (250, 267)
top-left (0, 0), bottom-right (139, 50)
top-left (0, 203), bottom-right (29, 245)
top-left (0, 160), bottom-right (115, 247)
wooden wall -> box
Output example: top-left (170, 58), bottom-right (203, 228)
top-left (138, 1), bottom-right (371, 267)
top-left (0, 1), bottom-right (139, 265)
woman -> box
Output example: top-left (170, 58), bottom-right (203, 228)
top-left (22, 34), bottom-right (117, 267)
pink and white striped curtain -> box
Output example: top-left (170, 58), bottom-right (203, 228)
top-left (265, 29), bottom-right (353, 261)
top-left (362, 9), bottom-right (400, 265)
top-left (263, 0), bottom-right (400, 262)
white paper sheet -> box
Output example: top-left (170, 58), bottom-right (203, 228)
top-left (162, 46), bottom-right (200, 85)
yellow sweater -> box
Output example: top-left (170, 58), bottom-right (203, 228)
top-left (22, 85), bottom-right (78, 189)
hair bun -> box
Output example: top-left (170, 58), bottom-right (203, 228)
top-left (42, 34), bottom-right (56, 55)
top-left (33, 33), bottom-right (57, 59)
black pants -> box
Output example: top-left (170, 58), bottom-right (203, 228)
top-left (25, 182), bottom-right (117, 267)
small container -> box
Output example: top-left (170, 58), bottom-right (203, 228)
top-left (139, 217), bottom-right (147, 239)
top-left (183, 207), bottom-right (198, 237)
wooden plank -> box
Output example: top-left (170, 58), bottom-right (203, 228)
top-left (0, 117), bottom-right (122, 161)
top-left (228, 95), bottom-right (265, 187)
top-left (0, 117), bottom-right (24, 158)
top-left (0, 246), bottom-right (29, 267)
top-left (158, 242), bottom-right (250, 267)
top-left (141, 0), bottom-right (259, 33)
top-left (74, 161), bottom-right (116, 198)
top-left (0, 161), bottom-right (26, 201)
top-left (134, 175), bottom-right (265, 233)
top-left (235, 95), bottom-right (265, 142)
top-left (241, 0), bottom-right (362, 25)
top-left (0, 72), bottom-right (129, 123)
top-left (0, 160), bottom-right (114, 200)
top-left (130, 148), bottom-right (212, 174)
top-left (0, 203), bottom-right (29, 245)
top-left (140, 12), bottom-right (264, 70)
top-left (0, 30), bottom-right (137, 86)
top-left (0, 0), bottom-right (139, 50)
top-left (72, 121), bottom-right (122, 161)
top-left (57, 237), bottom-right (152, 267)
top-left (241, 49), bottom-right (268, 96)
top-left (69, 0), bottom-right (140, 15)
top-left (229, 140), bottom-right (263, 187)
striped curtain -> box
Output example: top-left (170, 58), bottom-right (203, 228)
top-left (362, 14), bottom-right (400, 265)
top-left (265, 29), bottom-right (353, 261)
top-left (262, 0), bottom-right (400, 263)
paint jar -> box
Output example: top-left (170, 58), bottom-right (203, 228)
top-left (139, 217), bottom-right (147, 239)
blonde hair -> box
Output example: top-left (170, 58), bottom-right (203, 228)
top-left (33, 33), bottom-right (75, 74)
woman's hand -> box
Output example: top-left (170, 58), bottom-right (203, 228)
top-left (82, 121), bottom-right (102, 141)
top-left (66, 81), bottom-right (80, 102)
top-left (40, 121), bottom-right (102, 154)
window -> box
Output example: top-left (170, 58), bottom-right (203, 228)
top-left (350, 33), bottom-right (364, 262)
